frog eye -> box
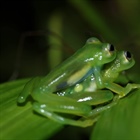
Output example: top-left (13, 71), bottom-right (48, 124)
top-left (124, 51), bottom-right (132, 61)
top-left (108, 44), bottom-right (115, 52)
top-left (106, 44), bottom-right (115, 54)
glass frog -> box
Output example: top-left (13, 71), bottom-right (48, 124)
top-left (60, 50), bottom-right (140, 103)
top-left (18, 37), bottom-right (140, 127)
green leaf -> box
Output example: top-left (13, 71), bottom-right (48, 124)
top-left (91, 89), bottom-right (140, 140)
top-left (0, 79), bottom-right (63, 140)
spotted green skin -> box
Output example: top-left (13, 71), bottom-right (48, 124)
top-left (17, 37), bottom-right (140, 127)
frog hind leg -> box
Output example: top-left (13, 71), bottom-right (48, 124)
top-left (87, 95), bottom-right (119, 118)
top-left (70, 90), bottom-right (118, 117)
top-left (33, 101), bottom-right (97, 127)
top-left (32, 93), bottom-right (98, 127)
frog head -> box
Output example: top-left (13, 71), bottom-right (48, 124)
top-left (103, 50), bottom-right (135, 81)
top-left (84, 37), bottom-right (116, 66)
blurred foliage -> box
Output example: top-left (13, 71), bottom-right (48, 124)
top-left (0, 79), bottom-right (64, 139)
top-left (0, 0), bottom-right (140, 140)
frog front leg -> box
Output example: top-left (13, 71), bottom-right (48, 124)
top-left (104, 82), bottom-right (140, 98)
top-left (92, 66), bottom-right (104, 89)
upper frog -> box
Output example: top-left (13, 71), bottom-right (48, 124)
top-left (39, 37), bottom-right (116, 93)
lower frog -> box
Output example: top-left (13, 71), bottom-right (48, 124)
top-left (18, 37), bottom-right (140, 127)
top-left (55, 50), bottom-right (140, 125)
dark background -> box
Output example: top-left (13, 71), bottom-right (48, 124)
top-left (1, 0), bottom-right (140, 82)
